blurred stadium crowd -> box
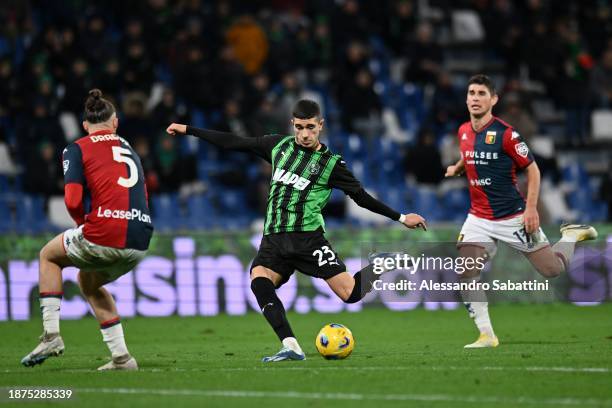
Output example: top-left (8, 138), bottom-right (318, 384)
top-left (0, 0), bottom-right (610, 233)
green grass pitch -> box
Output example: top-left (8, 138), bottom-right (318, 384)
top-left (1, 304), bottom-right (611, 407)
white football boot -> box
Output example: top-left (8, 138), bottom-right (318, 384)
top-left (21, 332), bottom-right (65, 367)
top-left (262, 347), bottom-right (306, 363)
top-left (97, 355), bottom-right (138, 371)
top-left (560, 223), bottom-right (598, 242)
top-left (464, 333), bottom-right (499, 349)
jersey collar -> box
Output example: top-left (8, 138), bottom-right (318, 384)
top-left (294, 141), bottom-right (328, 153)
top-left (471, 116), bottom-right (496, 133)
top-left (87, 129), bottom-right (115, 137)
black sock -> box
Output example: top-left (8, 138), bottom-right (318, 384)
top-left (250, 277), bottom-right (295, 341)
top-left (345, 264), bottom-right (378, 303)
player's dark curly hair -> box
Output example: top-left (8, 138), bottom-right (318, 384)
top-left (84, 89), bottom-right (116, 124)
top-left (292, 99), bottom-right (321, 120)
top-left (468, 74), bottom-right (496, 96)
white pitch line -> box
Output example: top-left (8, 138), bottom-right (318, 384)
top-left (2, 365), bottom-right (611, 374)
top-left (218, 365), bottom-right (612, 374)
top-left (0, 364), bottom-right (612, 374)
top-left (69, 387), bottom-right (612, 406)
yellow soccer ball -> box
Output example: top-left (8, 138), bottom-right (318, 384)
top-left (315, 323), bottom-right (355, 359)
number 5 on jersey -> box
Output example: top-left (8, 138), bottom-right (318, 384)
top-left (112, 146), bottom-right (138, 188)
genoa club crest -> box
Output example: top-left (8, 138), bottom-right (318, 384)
top-left (485, 131), bottom-right (496, 144)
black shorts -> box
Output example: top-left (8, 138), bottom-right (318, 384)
top-left (251, 230), bottom-right (347, 287)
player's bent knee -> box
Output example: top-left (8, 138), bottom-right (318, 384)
top-left (338, 290), bottom-right (351, 303)
top-left (250, 266), bottom-right (283, 287)
top-left (343, 289), bottom-right (360, 304)
top-left (39, 244), bottom-right (51, 262)
top-left (250, 266), bottom-right (274, 281)
top-left (40, 234), bottom-right (70, 267)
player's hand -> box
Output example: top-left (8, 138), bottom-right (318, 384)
top-left (523, 207), bottom-right (540, 234)
top-left (445, 165), bottom-right (460, 177)
top-left (401, 213), bottom-right (427, 231)
top-left (166, 123), bottom-right (187, 136)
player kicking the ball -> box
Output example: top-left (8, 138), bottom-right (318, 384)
top-left (167, 99), bottom-right (425, 362)
top-left (21, 89), bottom-right (153, 370)
top-left (445, 75), bottom-right (597, 348)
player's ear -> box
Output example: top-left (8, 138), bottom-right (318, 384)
top-left (491, 94), bottom-right (499, 107)
top-left (82, 121), bottom-right (89, 132)
top-left (112, 116), bottom-right (119, 130)
top-left (318, 118), bottom-right (324, 131)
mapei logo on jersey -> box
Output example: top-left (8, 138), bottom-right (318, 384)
top-left (470, 177), bottom-right (492, 186)
top-left (272, 168), bottom-right (311, 190)
top-left (97, 207), bottom-right (152, 223)
top-left (515, 142), bottom-right (530, 158)
top-left (63, 160), bottom-right (69, 175)
top-left (485, 131), bottom-right (496, 144)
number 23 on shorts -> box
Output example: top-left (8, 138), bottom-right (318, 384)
top-left (312, 245), bottom-right (337, 266)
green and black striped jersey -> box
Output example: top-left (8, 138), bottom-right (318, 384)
top-left (185, 126), bottom-right (402, 235)
top-left (264, 135), bottom-right (339, 234)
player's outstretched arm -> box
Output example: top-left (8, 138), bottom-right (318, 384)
top-left (349, 189), bottom-right (427, 230)
top-left (328, 159), bottom-right (427, 231)
top-left (399, 213), bottom-right (428, 230)
top-left (166, 123), bottom-right (260, 151)
top-left (166, 123), bottom-right (187, 135)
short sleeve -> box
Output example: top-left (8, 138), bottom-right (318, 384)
top-left (62, 143), bottom-right (85, 185)
top-left (502, 128), bottom-right (534, 169)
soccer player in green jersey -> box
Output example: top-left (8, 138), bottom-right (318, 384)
top-left (167, 99), bottom-right (426, 362)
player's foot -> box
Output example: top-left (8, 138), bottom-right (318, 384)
top-left (560, 223), bottom-right (598, 242)
top-left (464, 333), bottom-right (499, 349)
top-left (97, 354), bottom-right (138, 371)
top-left (21, 332), bottom-right (65, 367)
top-left (262, 346), bottom-right (306, 363)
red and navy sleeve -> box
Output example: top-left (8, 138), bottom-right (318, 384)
top-left (502, 128), bottom-right (534, 169)
top-left (62, 143), bottom-right (86, 225)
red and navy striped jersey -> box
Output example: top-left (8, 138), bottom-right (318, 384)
top-left (458, 116), bottom-right (534, 220)
top-left (62, 130), bottom-right (153, 250)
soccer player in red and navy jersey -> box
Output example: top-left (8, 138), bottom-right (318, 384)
top-left (445, 75), bottom-right (597, 348)
top-left (21, 89), bottom-right (153, 370)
